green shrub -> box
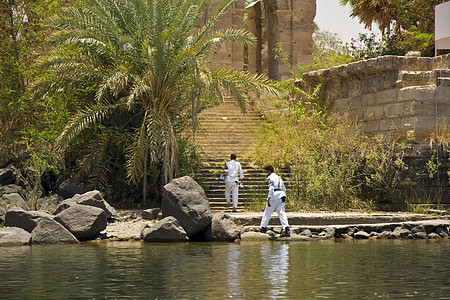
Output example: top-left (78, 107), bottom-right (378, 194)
top-left (252, 98), bottom-right (407, 211)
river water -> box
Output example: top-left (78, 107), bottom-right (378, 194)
top-left (0, 239), bottom-right (449, 299)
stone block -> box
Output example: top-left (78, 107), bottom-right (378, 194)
top-left (364, 106), bottom-right (384, 121)
top-left (398, 86), bottom-right (436, 102)
top-left (380, 117), bottom-right (402, 131)
top-left (376, 89), bottom-right (399, 105)
top-left (361, 93), bottom-right (377, 107)
top-left (436, 86), bottom-right (450, 102)
top-left (413, 116), bottom-right (438, 131)
top-left (331, 98), bottom-right (350, 112)
top-left (363, 120), bottom-right (380, 132)
top-left (384, 103), bottom-right (404, 118)
top-left (401, 116), bottom-right (416, 130)
top-left (348, 96), bottom-right (362, 110)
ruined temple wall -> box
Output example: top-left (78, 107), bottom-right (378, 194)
top-left (205, 0), bottom-right (315, 79)
top-left (299, 54), bottom-right (450, 142)
top-left (247, 0), bottom-right (315, 80)
top-left (299, 54), bottom-right (450, 206)
top-left (204, 0), bottom-right (245, 70)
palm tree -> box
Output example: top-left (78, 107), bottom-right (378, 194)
top-left (340, 0), bottom-right (399, 34)
top-left (41, 0), bottom-right (279, 204)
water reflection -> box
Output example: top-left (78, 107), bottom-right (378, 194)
top-left (260, 243), bottom-right (289, 298)
top-left (226, 244), bottom-right (243, 297)
top-left (0, 240), bottom-right (449, 299)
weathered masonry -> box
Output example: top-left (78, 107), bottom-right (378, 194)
top-left (299, 54), bottom-right (450, 142)
top-left (202, 0), bottom-right (316, 80)
top-left (299, 54), bottom-right (450, 207)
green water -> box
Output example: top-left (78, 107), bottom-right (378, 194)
top-left (0, 240), bottom-right (449, 299)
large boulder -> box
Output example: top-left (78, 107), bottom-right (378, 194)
top-left (0, 227), bottom-right (31, 246)
top-left (0, 165), bottom-right (16, 185)
top-left (141, 216), bottom-right (188, 242)
top-left (205, 212), bottom-right (242, 241)
top-left (54, 204), bottom-right (107, 240)
top-left (57, 178), bottom-right (89, 199)
top-left (161, 176), bottom-right (212, 237)
top-left (31, 218), bottom-right (79, 244)
top-left (1, 193), bottom-right (27, 209)
top-left (5, 207), bottom-right (54, 232)
top-left (0, 184), bottom-right (26, 199)
top-left (54, 190), bottom-right (116, 218)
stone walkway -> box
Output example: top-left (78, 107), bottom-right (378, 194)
top-left (102, 210), bottom-right (449, 241)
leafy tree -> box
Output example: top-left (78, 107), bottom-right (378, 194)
top-left (0, 0), bottom-right (59, 165)
top-left (40, 0), bottom-right (279, 204)
top-left (340, 0), bottom-right (448, 56)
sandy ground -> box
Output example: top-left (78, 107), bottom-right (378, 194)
top-left (103, 210), bottom-right (154, 240)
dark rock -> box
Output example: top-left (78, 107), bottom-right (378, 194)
top-left (0, 184), bottom-right (26, 199)
top-left (0, 227), bottom-right (31, 246)
top-left (0, 165), bottom-right (16, 185)
top-left (413, 231), bottom-right (427, 239)
top-left (57, 178), bottom-right (89, 199)
top-left (346, 227), bottom-right (357, 237)
top-left (319, 227), bottom-right (335, 239)
top-left (393, 227), bottom-right (411, 239)
top-left (427, 232), bottom-right (441, 239)
top-left (54, 204), bottom-right (107, 240)
top-left (354, 230), bottom-right (370, 239)
top-left (72, 190), bottom-right (116, 218)
top-left (141, 216), bottom-right (188, 242)
top-left (436, 226), bottom-right (449, 238)
top-left (411, 225), bottom-right (425, 234)
top-left (31, 219), bottom-right (79, 244)
top-left (378, 230), bottom-right (391, 239)
top-left (142, 208), bottom-right (161, 220)
top-left (240, 232), bottom-right (271, 241)
top-left (1, 193), bottom-right (27, 209)
top-left (206, 212), bottom-right (241, 242)
top-left (53, 190), bottom-right (116, 219)
top-left (5, 207), bottom-right (54, 232)
top-left (300, 229), bottom-right (313, 237)
top-left (161, 176), bottom-right (212, 237)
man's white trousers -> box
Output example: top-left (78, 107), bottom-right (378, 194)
top-left (225, 180), bottom-right (239, 208)
top-left (260, 197), bottom-right (289, 229)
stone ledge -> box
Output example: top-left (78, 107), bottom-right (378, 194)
top-left (300, 54), bottom-right (450, 84)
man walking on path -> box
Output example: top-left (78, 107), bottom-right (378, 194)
top-left (222, 154), bottom-right (244, 212)
top-left (260, 165), bottom-right (290, 237)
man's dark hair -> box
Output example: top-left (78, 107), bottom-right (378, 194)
top-left (230, 153), bottom-right (236, 160)
top-left (265, 165), bottom-right (274, 173)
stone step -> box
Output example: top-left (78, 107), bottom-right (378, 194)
top-left (197, 97), bottom-right (281, 207)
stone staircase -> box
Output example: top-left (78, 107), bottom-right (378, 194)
top-left (195, 98), bottom-right (268, 211)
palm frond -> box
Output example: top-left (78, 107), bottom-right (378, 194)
top-left (56, 103), bottom-right (119, 150)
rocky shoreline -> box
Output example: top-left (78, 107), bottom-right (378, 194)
top-left (1, 175), bottom-right (449, 246)
top-left (101, 209), bottom-right (450, 242)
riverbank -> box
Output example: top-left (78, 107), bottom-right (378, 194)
top-left (102, 210), bottom-right (450, 241)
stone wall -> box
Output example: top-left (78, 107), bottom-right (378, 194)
top-left (298, 54), bottom-right (450, 208)
top-left (299, 54), bottom-right (450, 142)
top-left (205, 0), bottom-right (316, 80)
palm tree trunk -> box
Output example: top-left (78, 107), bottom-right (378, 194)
top-left (143, 147), bottom-right (148, 207)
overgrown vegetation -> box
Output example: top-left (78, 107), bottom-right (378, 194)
top-left (341, 0), bottom-right (448, 56)
top-left (252, 93), bottom-right (409, 211)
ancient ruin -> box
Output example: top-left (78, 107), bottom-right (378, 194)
top-left (299, 53), bottom-right (450, 143)
top-left (299, 53), bottom-right (450, 206)
top-left (203, 0), bottom-right (316, 80)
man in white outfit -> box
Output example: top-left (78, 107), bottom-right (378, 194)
top-left (222, 154), bottom-right (244, 212)
top-left (260, 165), bottom-right (290, 237)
